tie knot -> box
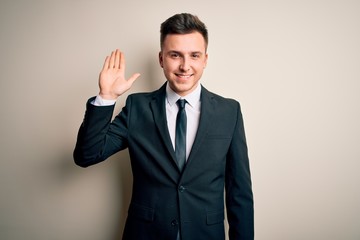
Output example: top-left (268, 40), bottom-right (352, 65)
top-left (177, 99), bottom-right (186, 109)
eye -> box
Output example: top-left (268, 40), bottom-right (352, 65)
top-left (192, 53), bottom-right (200, 58)
top-left (170, 53), bottom-right (180, 58)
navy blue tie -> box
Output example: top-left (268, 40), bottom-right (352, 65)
top-left (175, 99), bottom-right (187, 172)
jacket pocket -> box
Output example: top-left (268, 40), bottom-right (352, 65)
top-left (128, 202), bottom-right (155, 222)
top-left (206, 210), bottom-right (224, 225)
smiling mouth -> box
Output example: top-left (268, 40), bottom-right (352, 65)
top-left (175, 74), bottom-right (194, 79)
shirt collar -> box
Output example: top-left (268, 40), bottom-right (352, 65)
top-left (166, 82), bottom-right (201, 108)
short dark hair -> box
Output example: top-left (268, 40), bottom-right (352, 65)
top-left (160, 13), bottom-right (208, 50)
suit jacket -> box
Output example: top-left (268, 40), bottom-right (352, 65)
top-left (74, 83), bottom-right (254, 240)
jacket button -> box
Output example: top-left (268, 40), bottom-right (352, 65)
top-left (171, 220), bottom-right (178, 226)
top-left (178, 186), bottom-right (186, 192)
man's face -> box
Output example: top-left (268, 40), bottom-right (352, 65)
top-left (159, 31), bottom-right (208, 96)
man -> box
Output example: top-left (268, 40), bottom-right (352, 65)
top-left (74, 13), bottom-right (254, 240)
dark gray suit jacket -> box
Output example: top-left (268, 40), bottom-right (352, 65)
top-left (74, 83), bottom-right (254, 240)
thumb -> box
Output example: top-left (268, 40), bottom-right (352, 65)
top-left (128, 73), bottom-right (141, 85)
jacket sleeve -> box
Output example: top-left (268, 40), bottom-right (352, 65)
top-left (73, 96), bottom-right (130, 167)
top-left (225, 102), bottom-right (254, 240)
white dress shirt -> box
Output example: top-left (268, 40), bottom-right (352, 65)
top-left (165, 83), bottom-right (201, 160)
top-left (92, 82), bottom-right (202, 160)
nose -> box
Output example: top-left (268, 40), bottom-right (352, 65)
top-left (179, 57), bottom-right (190, 72)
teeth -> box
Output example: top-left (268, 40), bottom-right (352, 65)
top-left (177, 74), bottom-right (192, 78)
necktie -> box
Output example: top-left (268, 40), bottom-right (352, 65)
top-left (175, 99), bottom-right (187, 172)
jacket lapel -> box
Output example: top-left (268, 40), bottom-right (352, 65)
top-left (186, 86), bottom-right (216, 167)
top-left (149, 84), bottom-right (179, 170)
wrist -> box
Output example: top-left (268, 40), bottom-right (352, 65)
top-left (99, 92), bottom-right (119, 100)
top-left (93, 95), bottom-right (117, 106)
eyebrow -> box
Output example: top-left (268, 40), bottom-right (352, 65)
top-left (167, 50), bottom-right (204, 55)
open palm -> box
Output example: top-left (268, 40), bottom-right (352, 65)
top-left (99, 49), bottom-right (140, 100)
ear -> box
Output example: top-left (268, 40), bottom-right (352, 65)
top-left (159, 51), bottom-right (164, 68)
top-left (204, 53), bottom-right (208, 68)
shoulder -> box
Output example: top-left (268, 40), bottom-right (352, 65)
top-left (201, 85), bottom-right (240, 109)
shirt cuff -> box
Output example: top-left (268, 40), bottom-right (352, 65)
top-left (91, 95), bottom-right (117, 106)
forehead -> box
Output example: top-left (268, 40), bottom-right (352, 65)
top-left (162, 32), bottom-right (207, 52)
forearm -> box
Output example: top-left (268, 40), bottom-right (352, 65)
top-left (226, 183), bottom-right (254, 240)
top-left (226, 150), bottom-right (254, 240)
top-left (73, 97), bottom-right (118, 167)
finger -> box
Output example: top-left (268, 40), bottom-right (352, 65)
top-left (119, 52), bottom-right (125, 71)
top-left (102, 56), bottom-right (110, 71)
top-left (114, 49), bottom-right (120, 69)
top-left (109, 51), bottom-right (115, 68)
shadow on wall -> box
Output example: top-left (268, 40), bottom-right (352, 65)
top-left (55, 143), bottom-right (133, 240)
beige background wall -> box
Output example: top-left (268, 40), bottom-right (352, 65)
top-left (1, 0), bottom-right (359, 239)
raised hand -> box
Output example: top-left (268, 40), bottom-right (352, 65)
top-left (98, 49), bottom-right (140, 100)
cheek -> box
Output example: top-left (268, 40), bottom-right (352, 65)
top-left (163, 61), bottom-right (178, 71)
top-left (195, 62), bottom-right (206, 71)
top-left (202, 59), bottom-right (208, 68)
